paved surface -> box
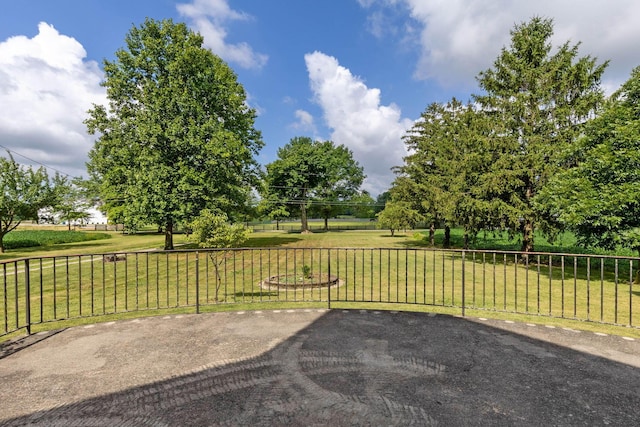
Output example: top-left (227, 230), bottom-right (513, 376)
top-left (1, 309), bottom-right (640, 426)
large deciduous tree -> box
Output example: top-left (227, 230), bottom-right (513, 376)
top-left (86, 19), bottom-right (263, 250)
top-left (474, 17), bottom-right (607, 252)
top-left (262, 137), bottom-right (364, 232)
top-left (0, 154), bottom-right (52, 252)
top-left (539, 66), bottom-right (640, 255)
top-left (310, 141), bottom-right (365, 230)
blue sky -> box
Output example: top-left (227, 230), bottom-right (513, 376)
top-left (1, 0), bottom-right (639, 195)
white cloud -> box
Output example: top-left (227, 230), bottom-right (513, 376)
top-left (282, 96), bottom-right (296, 105)
top-left (290, 109), bottom-right (318, 135)
top-left (361, 0), bottom-right (640, 91)
top-left (305, 51), bottom-right (413, 195)
top-left (177, 0), bottom-right (268, 70)
top-left (0, 22), bottom-right (106, 177)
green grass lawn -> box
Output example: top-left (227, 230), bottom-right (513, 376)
top-left (1, 227), bottom-right (639, 341)
top-left (1, 224), bottom-right (630, 258)
top-left (0, 229), bottom-right (191, 261)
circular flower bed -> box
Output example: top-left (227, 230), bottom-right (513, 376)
top-left (259, 273), bottom-right (342, 290)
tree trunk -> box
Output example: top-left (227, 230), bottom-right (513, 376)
top-left (211, 254), bottom-right (222, 302)
top-left (164, 218), bottom-right (174, 250)
top-left (443, 225), bottom-right (451, 248)
top-left (301, 203), bottom-right (309, 233)
top-left (521, 218), bottom-right (534, 253)
top-left (521, 185), bottom-right (534, 253)
top-left (324, 216), bottom-right (328, 231)
top-left (463, 232), bottom-right (469, 250)
top-left (429, 222), bottom-right (435, 246)
top-left (299, 187), bottom-right (310, 233)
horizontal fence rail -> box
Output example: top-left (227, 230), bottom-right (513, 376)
top-left (1, 248), bottom-right (639, 338)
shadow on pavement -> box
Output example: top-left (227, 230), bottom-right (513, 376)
top-left (0, 310), bottom-right (639, 426)
top-left (0, 329), bottom-right (65, 360)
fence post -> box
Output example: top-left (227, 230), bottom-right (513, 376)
top-left (327, 249), bottom-right (331, 310)
top-left (461, 251), bottom-right (465, 317)
top-left (195, 251), bottom-right (200, 314)
top-left (25, 259), bottom-right (31, 335)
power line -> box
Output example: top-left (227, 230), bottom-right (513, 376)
top-left (266, 198), bottom-right (385, 207)
top-left (0, 144), bottom-right (78, 178)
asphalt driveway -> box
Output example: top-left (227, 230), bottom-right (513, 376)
top-left (1, 309), bottom-right (639, 426)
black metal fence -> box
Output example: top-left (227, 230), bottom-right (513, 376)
top-left (247, 221), bottom-right (429, 232)
top-left (2, 248), bottom-right (639, 338)
top-left (248, 223), bottom-right (379, 232)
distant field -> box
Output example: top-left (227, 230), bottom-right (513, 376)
top-left (0, 230), bottom-right (191, 261)
top-left (1, 224), bottom-right (631, 258)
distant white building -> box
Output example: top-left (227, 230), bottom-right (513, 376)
top-left (86, 207), bottom-right (108, 224)
top-left (38, 206), bottom-right (108, 225)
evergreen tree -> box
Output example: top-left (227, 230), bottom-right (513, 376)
top-left (474, 17), bottom-right (607, 252)
top-left (396, 99), bottom-right (492, 248)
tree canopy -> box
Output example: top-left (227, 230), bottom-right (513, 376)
top-left (397, 99), bottom-right (492, 248)
top-left (0, 154), bottom-right (52, 252)
top-left (262, 137), bottom-right (365, 232)
top-left (48, 175), bottom-right (93, 230)
top-left (376, 201), bottom-right (423, 237)
top-left (86, 18), bottom-right (263, 250)
top-left (190, 209), bottom-right (250, 250)
top-left (393, 17), bottom-right (608, 252)
top-left (540, 66), bottom-right (640, 255)
top-left (190, 209), bottom-right (250, 301)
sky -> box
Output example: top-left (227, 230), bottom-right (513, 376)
top-left (1, 0), bottom-right (640, 196)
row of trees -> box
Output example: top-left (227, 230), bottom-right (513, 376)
top-left (85, 19), bottom-right (375, 247)
top-left (1, 19), bottom-right (376, 252)
top-left (388, 17), bottom-right (640, 255)
top-left (9, 17), bottom-right (636, 257)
